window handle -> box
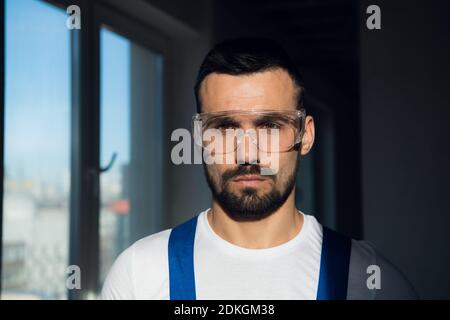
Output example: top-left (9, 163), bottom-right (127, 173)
top-left (86, 152), bottom-right (117, 199)
top-left (99, 152), bottom-right (117, 173)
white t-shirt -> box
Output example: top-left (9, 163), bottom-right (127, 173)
top-left (101, 209), bottom-right (324, 300)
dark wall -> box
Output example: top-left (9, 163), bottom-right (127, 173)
top-left (360, 0), bottom-right (450, 298)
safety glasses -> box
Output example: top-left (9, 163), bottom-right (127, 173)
top-left (192, 109), bottom-right (306, 154)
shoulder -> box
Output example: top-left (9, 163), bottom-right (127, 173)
top-left (347, 239), bottom-right (418, 300)
top-left (101, 228), bottom-right (172, 300)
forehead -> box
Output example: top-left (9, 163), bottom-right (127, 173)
top-left (199, 69), bottom-right (298, 113)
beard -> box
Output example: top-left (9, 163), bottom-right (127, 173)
top-left (204, 161), bottom-right (298, 222)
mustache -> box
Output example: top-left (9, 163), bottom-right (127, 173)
top-left (221, 164), bottom-right (276, 183)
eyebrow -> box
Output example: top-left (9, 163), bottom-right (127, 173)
top-left (253, 114), bottom-right (291, 125)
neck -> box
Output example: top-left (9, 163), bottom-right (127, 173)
top-left (208, 190), bottom-right (303, 249)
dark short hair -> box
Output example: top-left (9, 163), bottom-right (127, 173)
top-left (194, 37), bottom-right (305, 113)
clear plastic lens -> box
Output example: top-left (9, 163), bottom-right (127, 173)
top-left (193, 110), bottom-right (305, 154)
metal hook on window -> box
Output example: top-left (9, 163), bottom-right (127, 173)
top-left (99, 152), bottom-right (117, 173)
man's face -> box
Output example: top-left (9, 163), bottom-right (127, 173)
top-left (199, 68), bottom-right (313, 221)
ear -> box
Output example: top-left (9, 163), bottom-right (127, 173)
top-left (300, 115), bottom-right (315, 156)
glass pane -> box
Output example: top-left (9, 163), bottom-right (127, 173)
top-left (2, 0), bottom-right (71, 299)
top-left (99, 28), bottom-right (164, 286)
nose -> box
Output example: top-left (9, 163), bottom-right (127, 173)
top-left (235, 129), bottom-right (259, 165)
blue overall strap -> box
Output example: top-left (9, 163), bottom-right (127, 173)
top-left (168, 214), bottom-right (199, 300)
top-left (316, 226), bottom-right (352, 300)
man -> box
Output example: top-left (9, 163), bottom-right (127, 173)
top-left (102, 38), bottom-right (417, 300)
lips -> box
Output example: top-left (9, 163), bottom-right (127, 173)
top-left (233, 174), bottom-right (265, 182)
top-left (231, 174), bottom-right (269, 188)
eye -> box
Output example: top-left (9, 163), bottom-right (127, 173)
top-left (209, 118), bottom-right (239, 131)
top-left (216, 123), bottom-right (238, 130)
top-left (259, 121), bottom-right (282, 130)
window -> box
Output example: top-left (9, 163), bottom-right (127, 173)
top-left (99, 27), bottom-right (164, 285)
top-left (2, 0), bottom-right (71, 299)
top-left (1, 0), bottom-right (167, 299)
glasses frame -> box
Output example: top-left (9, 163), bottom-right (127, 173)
top-left (192, 108), bottom-right (307, 153)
